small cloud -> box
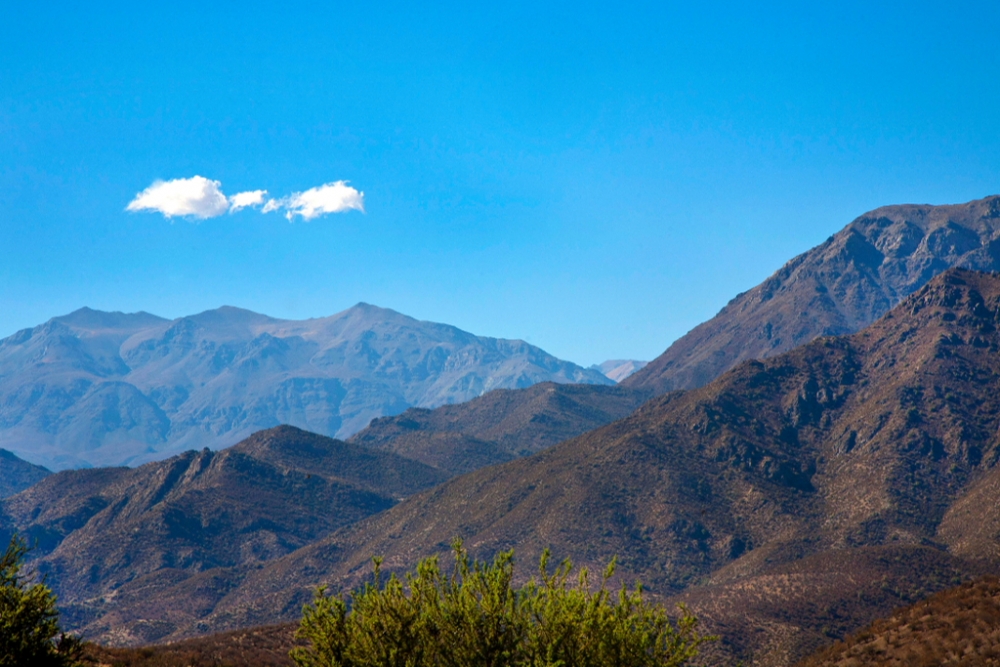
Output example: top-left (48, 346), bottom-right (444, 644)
top-left (228, 190), bottom-right (268, 213)
top-left (126, 176), bottom-right (230, 219)
top-left (127, 177), bottom-right (364, 221)
top-left (265, 181), bottom-right (365, 221)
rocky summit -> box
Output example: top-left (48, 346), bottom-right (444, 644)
top-left (626, 194), bottom-right (1000, 394)
top-left (0, 303), bottom-right (610, 469)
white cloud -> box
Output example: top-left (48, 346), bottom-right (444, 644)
top-left (266, 181), bottom-right (365, 221)
top-left (127, 177), bottom-right (364, 221)
top-left (126, 176), bottom-right (230, 219)
top-left (228, 190), bottom-right (268, 213)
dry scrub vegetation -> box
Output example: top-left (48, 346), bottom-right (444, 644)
top-left (81, 624), bottom-right (297, 667)
top-left (797, 576), bottom-right (1000, 666)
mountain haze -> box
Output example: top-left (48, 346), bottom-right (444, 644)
top-left (592, 359), bottom-right (648, 382)
top-left (0, 304), bottom-right (610, 469)
top-left (192, 269), bottom-right (1000, 664)
top-left (627, 194), bottom-right (1000, 394)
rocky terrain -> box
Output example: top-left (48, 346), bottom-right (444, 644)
top-left (0, 380), bottom-right (649, 645)
top-left (0, 425), bottom-right (447, 646)
top-left (796, 576), bottom-right (1000, 666)
top-left (81, 624), bottom-right (298, 667)
top-left (0, 303), bottom-right (610, 469)
top-left (173, 269), bottom-right (1000, 665)
top-left (349, 381), bottom-right (650, 474)
top-left (626, 194), bottom-right (1000, 394)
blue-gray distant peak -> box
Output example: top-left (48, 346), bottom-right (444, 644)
top-left (178, 306), bottom-right (282, 331)
top-left (53, 307), bottom-right (169, 332)
top-left (0, 304), bottom-right (611, 470)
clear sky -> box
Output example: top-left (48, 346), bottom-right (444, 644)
top-left (2, 1), bottom-right (998, 366)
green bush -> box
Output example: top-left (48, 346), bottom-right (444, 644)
top-left (0, 535), bottom-right (82, 667)
top-left (292, 541), bottom-right (713, 667)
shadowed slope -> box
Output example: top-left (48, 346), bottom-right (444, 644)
top-left (0, 425), bottom-right (447, 646)
top-left (349, 382), bottom-right (651, 474)
top-left (626, 195), bottom-right (1000, 394)
top-left (0, 448), bottom-right (50, 498)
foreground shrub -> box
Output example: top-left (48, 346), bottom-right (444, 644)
top-left (292, 542), bottom-right (712, 667)
top-left (0, 534), bottom-right (82, 667)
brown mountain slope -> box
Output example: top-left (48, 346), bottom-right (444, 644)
top-left (796, 576), bottom-right (1000, 666)
top-left (348, 382), bottom-right (651, 474)
top-left (82, 624), bottom-right (298, 667)
top-left (190, 268), bottom-right (1000, 664)
top-left (0, 447), bottom-right (50, 498)
top-left (0, 425), bottom-right (447, 646)
top-left (625, 194), bottom-right (1000, 394)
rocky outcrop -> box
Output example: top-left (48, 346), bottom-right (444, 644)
top-left (626, 195), bottom-right (1000, 394)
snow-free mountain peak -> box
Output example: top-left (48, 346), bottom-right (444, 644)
top-left (0, 305), bottom-right (611, 470)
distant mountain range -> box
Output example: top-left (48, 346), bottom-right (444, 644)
top-left (0, 304), bottom-right (611, 469)
top-left (591, 359), bottom-right (647, 382)
top-left (626, 194), bottom-right (1000, 394)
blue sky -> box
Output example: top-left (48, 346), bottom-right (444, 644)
top-left (2, 1), bottom-right (998, 366)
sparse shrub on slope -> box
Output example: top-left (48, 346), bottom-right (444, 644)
top-left (292, 541), bottom-right (713, 667)
top-left (0, 535), bottom-right (81, 667)
top-left (796, 576), bottom-right (1000, 666)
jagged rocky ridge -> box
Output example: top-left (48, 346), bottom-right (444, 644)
top-left (626, 194), bottom-right (1000, 394)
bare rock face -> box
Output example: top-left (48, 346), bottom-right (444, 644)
top-left (626, 195), bottom-right (1000, 394)
top-left (0, 304), bottom-right (611, 469)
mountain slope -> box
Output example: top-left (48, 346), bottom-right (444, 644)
top-left (626, 194), bottom-right (1000, 394)
top-left (192, 268), bottom-right (1000, 664)
top-left (348, 382), bottom-right (651, 474)
top-left (0, 304), bottom-right (611, 469)
top-left (796, 576), bottom-right (1000, 666)
top-left (0, 425), bottom-right (447, 646)
top-left (0, 448), bottom-right (50, 498)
